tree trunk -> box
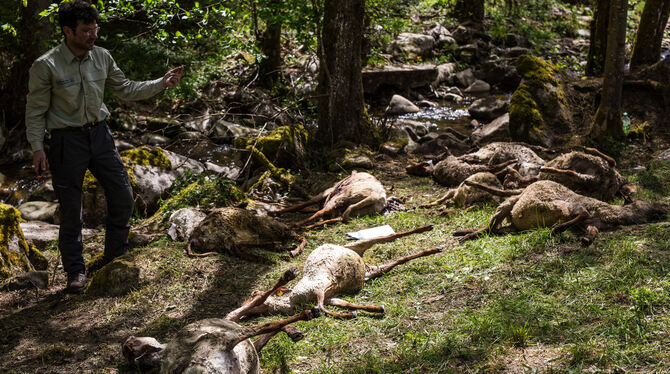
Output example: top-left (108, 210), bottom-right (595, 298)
top-left (454, 0), bottom-right (485, 24)
top-left (316, 0), bottom-right (371, 147)
top-left (258, 21), bottom-right (282, 88)
top-left (0, 0), bottom-right (52, 161)
top-left (590, 0), bottom-right (628, 140)
top-left (629, 0), bottom-right (670, 71)
top-left (585, 0), bottom-right (610, 77)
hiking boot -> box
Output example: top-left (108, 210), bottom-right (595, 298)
top-left (66, 272), bottom-right (87, 294)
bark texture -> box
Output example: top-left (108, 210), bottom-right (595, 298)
top-left (629, 0), bottom-right (670, 71)
top-left (0, 0), bottom-right (52, 160)
top-left (585, 0), bottom-right (610, 77)
top-left (316, 0), bottom-right (369, 147)
top-left (454, 0), bottom-right (485, 23)
top-left (591, 0), bottom-right (628, 139)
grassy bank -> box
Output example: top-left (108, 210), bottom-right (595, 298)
top-left (1, 154), bottom-right (668, 373)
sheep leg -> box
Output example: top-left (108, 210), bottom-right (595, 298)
top-left (315, 288), bottom-right (356, 319)
top-left (420, 189), bottom-right (456, 208)
top-left (552, 211), bottom-right (589, 234)
top-left (580, 146), bottom-right (616, 167)
top-left (300, 217), bottom-right (343, 230)
top-left (325, 298), bottom-right (385, 314)
top-left (253, 326), bottom-right (304, 353)
top-left (463, 179), bottom-right (524, 196)
top-left (294, 206), bottom-right (332, 227)
top-left (488, 159), bottom-right (516, 173)
top-left (289, 235), bottom-right (308, 257)
top-left (226, 268), bottom-right (298, 321)
top-left (455, 197), bottom-right (518, 242)
top-left (341, 195), bottom-right (382, 221)
top-left (580, 225), bottom-right (599, 246)
top-left (345, 225), bottom-right (434, 255)
top-left (185, 239), bottom-right (220, 258)
top-left (270, 191), bottom-right (329, 216)
top-left (540, 166), bottom-right (598, 185)
top-left (365, 246), bottom-right (443, 280)
top-left (225, 307), bottom-right (321, 351)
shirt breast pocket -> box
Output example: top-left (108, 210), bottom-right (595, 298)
top-left (85, 71), bottom-right (107, 96)
top-left (53, 76), bottom-right (80, 95)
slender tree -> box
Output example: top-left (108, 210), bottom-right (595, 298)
top-left (254, 0), bottom-right (283, 88)
top-left (453, 0), bottom-right (484, 24)
top-left (316, 0), bottom-right (372, 147)
top-left (629, 0), bottom-right (670, 71)
top-left (585, 0), bottom-right (610, 76)
top-left (590, 0), bottom-right (628, 139)
top-left (0, 0), bottom-right (52, 159)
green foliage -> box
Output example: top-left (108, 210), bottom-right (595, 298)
top-left (636, 160), bottom-right (670, 194)
top-left (488, 0), bottom-right (580, 51)
top-left (150, 172), bottom-right (245, 225)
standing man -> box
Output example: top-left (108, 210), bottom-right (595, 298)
top-left (25, 0), bottom-right (184, 293)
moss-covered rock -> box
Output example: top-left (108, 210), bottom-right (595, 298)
top-left (86, 256), bottom-right (140, 297)
top-left (147, 175), bottom-right (245, 228)
top-left (0, 204), bottom-right (47, 280)
top-left (508, 55), bottom-right (572, 147)
top-left (240, 125), bottom-right (309, 170)
top-left (82, 146), bottom-right (177, 227)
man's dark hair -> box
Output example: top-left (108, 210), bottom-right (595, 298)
top-left (58, 0), bottom-right (99, 33)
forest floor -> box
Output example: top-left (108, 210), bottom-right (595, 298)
top-left (1, 142), bottom-right (669, 373)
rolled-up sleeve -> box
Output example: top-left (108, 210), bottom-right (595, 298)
top-left (25, 61), bottom-right (52, 152)
top-left (104, 50), bottom-right (164, 101)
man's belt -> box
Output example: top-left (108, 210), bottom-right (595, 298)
top-left (51, 120), bottom-right (104, 133)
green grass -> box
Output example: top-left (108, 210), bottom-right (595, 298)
top-left (2, 162), bottom-right (668, 374)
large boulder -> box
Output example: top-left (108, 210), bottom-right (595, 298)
top-left (388, 33), bottom-right (436, 59)
top-left (468, 97), bottom-right (508, 122)
top-left (470, 113), bottom-right (511, 145)
top-left (454, 68), bottom-right (476, 88)
top-left (427, 23), bottom-right (456, 49)
top-left (463, 80), bottom-right (491, 94)
top-left (508, 55), bottom-right (572, 147)
top-left (20, 221), bottom-right (97, 250)
top-left (86, 257), bottom-right (140, 297)
top-left (386, 95), bottom-right (421, 115)
top-left (17, 201), bottom-right (59, 223)
top-left (477, 60), bottom-right (521, 92)
top-left (83, 146), bottom-right (236, 227)
top-left (0, 204), bottom-right (48, 280)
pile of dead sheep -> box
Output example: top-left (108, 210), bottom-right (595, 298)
top-left (119, 140), bottom-right (668, 372)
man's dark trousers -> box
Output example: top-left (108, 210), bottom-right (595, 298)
top-left (47, 121), bottom-right (134, 275)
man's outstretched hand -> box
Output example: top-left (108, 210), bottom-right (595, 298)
top-left (33, 150), bottom-right (49, 177)
top-left (163, 66), bottom-right (184, 88)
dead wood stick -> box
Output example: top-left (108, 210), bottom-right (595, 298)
top-left (226, 268), bottom-right (298, 322)
top-left (365, 246), bottom-right (442, 280)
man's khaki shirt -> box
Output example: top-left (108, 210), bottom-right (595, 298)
top-left (25, 42), bottom-right (164, 152)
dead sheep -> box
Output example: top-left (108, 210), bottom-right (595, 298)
top-left (226, 225), bottom-right (441, 318)
top-left (455, 180), bottom-right (668, 245)
top-left (271, 171), bottom-right (386, 229)
top-left (187, 207), bottom-right (307, 260)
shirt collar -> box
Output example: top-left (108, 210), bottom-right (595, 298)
top-left (59, 41), bottom-right (91, 63)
